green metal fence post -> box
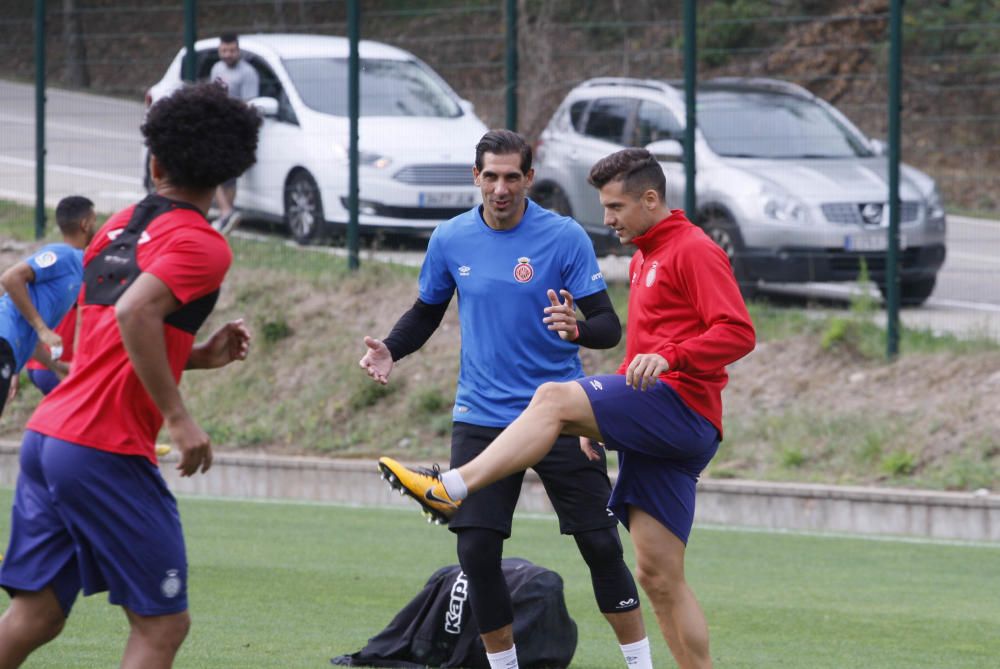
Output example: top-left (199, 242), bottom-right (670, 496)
top-left (505, 0), bottom-right (518, 132)
top-left (34, 0), bottom-right (46, 240)
top-left (886, 0), bottom-right (903, 358)
top-left (183, 0), bottom-right (196, 82)
top-left (682, 0), bottom-right (697, 218)
top-left (347, 0), bottom-right (360, 270)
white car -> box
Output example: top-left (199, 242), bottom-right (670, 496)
top-left (145, 34), bottom-right (488, 243)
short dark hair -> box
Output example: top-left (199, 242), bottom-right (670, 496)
top-left (588, 148), bottom-right (666, 201)
top-left (220, 33), bottom-right (239, 45)
top-left (141, 82), bottom-right (261, 190)
top-left (55, 195), bottom-right (94, 234)
top-left (475, 129), bottom-right (532, 173)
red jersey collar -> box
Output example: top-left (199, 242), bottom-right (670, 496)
top-left (632, 209), bottom-right (690, 254)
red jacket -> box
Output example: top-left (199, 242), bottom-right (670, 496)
top-left (618, 210), bottom-right (755, 437)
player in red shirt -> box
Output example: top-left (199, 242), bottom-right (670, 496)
top-left (380, 148), bottom-right (755, 669)
top-left (0, 82), bottom-right (260, 669)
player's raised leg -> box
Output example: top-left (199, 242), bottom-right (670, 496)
top-left (378, 380), bottom-right (601, 521)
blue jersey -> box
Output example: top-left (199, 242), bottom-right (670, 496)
top-left (0, 243), bottom-right (84, 370)
top-left (419, 199), bottom-right (607, 427)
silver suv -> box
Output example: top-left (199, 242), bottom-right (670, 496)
top-left (533, 77), bottom-right (947, 305)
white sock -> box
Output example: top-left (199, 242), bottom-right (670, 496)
top-left (486, 645), bottom-right (519, 669)
top-left (440, 469), bottom-right (468, 501)
top-left (620, 637), bottom-right (653, 668)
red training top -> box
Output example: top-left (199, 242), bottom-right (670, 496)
top-left (26, 303), bottom-right (78, 370)
top-left (618, 210), bottom-right (756, 437)
top-left (27, 203), bottom-right (232, 463)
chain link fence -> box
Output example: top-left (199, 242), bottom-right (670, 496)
top-left (0, 1), bottom-right (997, 311)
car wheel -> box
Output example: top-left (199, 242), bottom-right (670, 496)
top-left (702, 211), bottom-right (757, 300)
top-left (284, 171), bottom-right (325, 245)
top-left (877, 275), bottom-right (936, 307)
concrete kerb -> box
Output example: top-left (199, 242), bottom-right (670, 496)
top-left (1, 442), bottom-right (996, 543)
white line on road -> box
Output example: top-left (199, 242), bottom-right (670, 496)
top-left (948, 251), bottom-right (1000, 266)
top-left (950, 214), bottom-right (1000, 228)
top-left (0, 155), bottom-right (142, 186)
top-left (0, 112), bottom-right (140, 142)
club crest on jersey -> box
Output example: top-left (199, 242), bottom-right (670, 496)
top-left (34, 251), bottom-right (58, 268)
top-left (513, 257), bottom-right (534, 283)
top-left (645, 261), bottom-right (659, 288)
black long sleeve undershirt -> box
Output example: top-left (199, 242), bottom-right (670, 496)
top-left (382, 288), bottom-right (620, 362)
top-left (574, 289), bottom-right (621, 349)
top-left (383, 297), bottom-right (452, 362)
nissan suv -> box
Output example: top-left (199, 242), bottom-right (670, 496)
top-left (532, 77), bottom-right (947, 305)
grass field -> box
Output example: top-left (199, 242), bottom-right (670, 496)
top-left (0, 490), bottom-right (997, 668)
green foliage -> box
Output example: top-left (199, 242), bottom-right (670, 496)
top-left (880, 450), bottom-right (917, 477)
top-left (906, 2), bottom-right (1000, 58)
top-left (260, 316), bottom-right (293, 344)
top-left (780, 447), bottom-right (806, 468)
top-left (348, 377), bottom-right (397, 411)
top-left (409, 388), bottom-right (448, 415)
top-left (697, 0), bottom-right (774, 67)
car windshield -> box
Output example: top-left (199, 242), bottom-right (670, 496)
top-left (697, 90), bottom-right (873, 159)
top-left (283, 57), bottom-right (461, 118)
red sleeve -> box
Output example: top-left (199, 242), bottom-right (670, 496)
top-left (659, 237), bottom-right (755, 373)
top-left (144, 229), bottom-right (232, 304)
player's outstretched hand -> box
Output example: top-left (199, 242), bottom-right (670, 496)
top-left (579, 437), bottom-right (603, 462)
top-left (167, 412), bottom-right (213, 476)
top-left (193, 319), bottom-right (251, 369)
top-left (543, 289), bottom-right (578, 341)
top-left (359, 336), bottom-right (394, 385)
top-left (38, 327), bottom-right (63, 360)
top-left (625, 353), bottom-right (669, 391)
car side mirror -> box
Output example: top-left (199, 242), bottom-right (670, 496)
top-left (645, 139), bottom-right (684, 163)
top-left (459, 98), bottom-right (475, 115)
top-left (249, 96), bottom-right (279, 118)
top-left (869, 138), bottom-right (887, 156)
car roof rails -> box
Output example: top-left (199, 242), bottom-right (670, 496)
top-left (696, 77), bottom-right (815, 99)
top-left (578, 77), bottom-right (681, 96)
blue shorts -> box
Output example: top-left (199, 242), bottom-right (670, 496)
top-left (0, 431), bottom-right (188, 617)
top-left (27, 368), bottom-right (60, 395)
top-left (577, 374), bottom-right (720, 544)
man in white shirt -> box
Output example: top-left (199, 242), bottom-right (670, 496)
top-left (209, 33), bottom-right (260, 234)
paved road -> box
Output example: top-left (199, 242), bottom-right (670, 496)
top-left (2, 79), bottom-right (999, 332)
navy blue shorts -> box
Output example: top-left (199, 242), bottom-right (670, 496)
top-left (577, 374), bottom-right (719, 544)
top-left (27, 368), bottom-right (60, 395)
top-left (0, 431), bottom-right (188, 617)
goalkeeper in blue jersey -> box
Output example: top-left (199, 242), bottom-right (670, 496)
top-left (361, 130), bottom-right (655, 669)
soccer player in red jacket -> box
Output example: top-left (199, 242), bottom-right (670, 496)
top-left (380, 147), bottom-right (755, 669)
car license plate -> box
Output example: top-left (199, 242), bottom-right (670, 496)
top-left (419, 192), bottom-right (478, 208)
top-left (844, 234), bottom-right (906, 252)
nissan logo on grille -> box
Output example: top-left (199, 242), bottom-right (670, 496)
top-left (860, 203), bottom-right (883, 225)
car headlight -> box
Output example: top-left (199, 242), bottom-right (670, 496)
top-left (926, 187), bottom-right (945, 220)
top-left (330, 143), bottom-right (392, 169)
top-left (760, 187), bottom-right (811, 225)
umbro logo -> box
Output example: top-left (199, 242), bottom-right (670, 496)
top-left (458, 265), bottom-right (471, 277)
top-left (589, 379), bottom-right (603, 391)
